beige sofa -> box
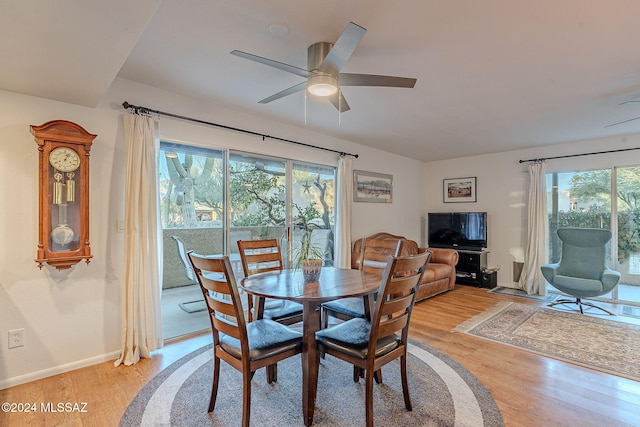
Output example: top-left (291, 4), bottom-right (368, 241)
top-left (351, 232), bottom-right (459, 301)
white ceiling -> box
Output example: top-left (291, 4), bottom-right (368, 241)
top-left (4, 0), bottom-right (640, 161)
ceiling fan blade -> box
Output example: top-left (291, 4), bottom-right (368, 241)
top-left (328, 91), bottom-right (350, 112)
top-left (258, 82), bottom-right (307, 104)
top-left (231, 50), bottom-right (310, 78)
top-left (604, 115), bottom-right (640, 128)
top-left (318, 22), bottom-right (366, 74)
top-left (339, 73), bottom-right (417, 88)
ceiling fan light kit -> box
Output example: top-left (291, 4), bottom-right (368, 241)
top-left (307, 75), bottom-right (338, 96)
top-left (231, 21), bottom-right (416, 112)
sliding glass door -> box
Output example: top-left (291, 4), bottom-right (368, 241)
top-left (546, 167), bottom-right (640, 305)
top-left (546, 169), bottom-right (613, 299)
top-left (228, 153), bottom-right (336, 269)
top-left (229, 152), bottom-right (287, 272)
top-left (615, 166), bottom-right (640, 303)
top-left (291, 161), bottom-right (336, 267)
top-left (157, 142), bottom-right (336, 338)
top-left (159, 142), bottom-right (225, 339)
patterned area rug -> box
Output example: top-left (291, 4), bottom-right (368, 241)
top-left (454, 302), bottom-right (640, 381)
top-left (120, 340), bottom-right (504, 427)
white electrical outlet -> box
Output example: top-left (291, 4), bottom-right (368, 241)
top-left (8, 328), bottom-right (24, 349)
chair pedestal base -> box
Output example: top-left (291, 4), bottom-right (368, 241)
top-left (548, 297), bottom-right (615, 315)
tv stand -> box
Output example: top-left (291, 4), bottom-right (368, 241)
top-left (456, 249), bottom-right (488, 287)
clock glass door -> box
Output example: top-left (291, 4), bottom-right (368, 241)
top-left (49, 146), bottom-right (80, 252)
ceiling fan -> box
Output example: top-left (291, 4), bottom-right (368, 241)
top-left (231, 22), bottom-right (417, 112)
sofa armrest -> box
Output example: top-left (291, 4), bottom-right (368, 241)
top-left (420, 247), bottom-right (459, 267)
top-left (351, 237), bottom-right (365, 269)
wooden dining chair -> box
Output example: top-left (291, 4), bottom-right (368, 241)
top-left (187, 252), bottom-right (303, 427)
top-left (316, 251), bottom-right (431, 427)
top-left (237, 238), bottom-right (304, 324)
top-left (321, 238), bottom-right (402, 328)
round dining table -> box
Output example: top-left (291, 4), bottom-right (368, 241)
top-left (240, 266), bottom-right (381, 426)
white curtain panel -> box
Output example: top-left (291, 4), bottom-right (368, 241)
top-left (334, 156), bottom-right (353, 268)
top-left (518, 161), bottom-right (548, 295)
top-left (115, 113), bottom-right (163, 367)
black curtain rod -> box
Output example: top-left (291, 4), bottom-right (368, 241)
top-left (122, 101), bottom-right (358, 158)
top-left (518, 146), bottom-right (640, 163)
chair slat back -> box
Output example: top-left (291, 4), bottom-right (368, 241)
top-left (188, 252), bottom-right (247, 344)
top-left (370, 252), bottom-right (431, 346)
top-left (376, 312), bottom-right (411, 338)
top-left (360, 238), bottom-right (402, 277)
top-left (237, 239), bottom-right (284, 277)
top-left (380, 292), bottom-right (414, 317)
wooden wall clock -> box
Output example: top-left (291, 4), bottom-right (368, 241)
top-left (31, 120), bottom-right (96, 270)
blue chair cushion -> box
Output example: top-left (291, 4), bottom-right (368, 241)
top-left (322, 297), bottom-right (366, 318)
top-left (220, 319), bottom-right (302, 361)
top-left (315, 317), bottom-right (399, 359)
top-left (250, 300), bottom-right (303, 321)
top-left (263, 301), bottom-right (303, 321)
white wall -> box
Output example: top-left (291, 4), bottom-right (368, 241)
top-left (0, 90), bottom-right (125, 389)
top-left (0, 77), bottom-right (424, 388)
top-left (423, 133), bottom-right (640, 287)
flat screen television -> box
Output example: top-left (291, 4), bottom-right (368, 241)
top-left (428, 212), bottom-right (487, 251)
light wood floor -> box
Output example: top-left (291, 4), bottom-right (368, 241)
top-left (2, 285), bottom-right (639, 426)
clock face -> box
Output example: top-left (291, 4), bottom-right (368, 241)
top-left (49, 147), bottom-right (80, 172)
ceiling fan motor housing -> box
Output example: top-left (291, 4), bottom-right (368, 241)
top-left (307, 42), bottom-right (338, 96)
top-left (308, 42), bottom-right (334, 72)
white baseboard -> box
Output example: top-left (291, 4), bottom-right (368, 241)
top-left (0, 350), bottom-right (121, 390)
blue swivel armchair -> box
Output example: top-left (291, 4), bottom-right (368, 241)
top-left (541, 227), bottom-right (621, 315)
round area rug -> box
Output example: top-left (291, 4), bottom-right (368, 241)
top-left (120, 340), bottom-right (503, 427)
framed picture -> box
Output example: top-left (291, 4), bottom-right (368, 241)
top-left (353, 170), bottom-right (393, 203)
top-left (443, 177), bottom-right (477, 203)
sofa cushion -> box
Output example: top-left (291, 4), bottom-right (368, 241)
top-left (425, 263), bottom-right (454, 284)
